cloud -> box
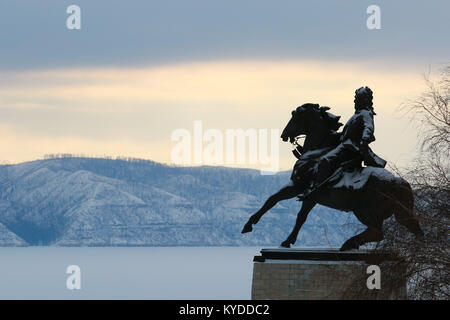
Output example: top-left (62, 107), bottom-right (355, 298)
top-left (0, 60), bottom-right (428, 169)
top-left (0, 0), bottom-right (448, 71)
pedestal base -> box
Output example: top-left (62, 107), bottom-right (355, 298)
top-left (251, 248), bottom-right (406, 300)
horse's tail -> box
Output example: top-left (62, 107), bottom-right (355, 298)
top-left (392, 178), bottom-right (424, 237)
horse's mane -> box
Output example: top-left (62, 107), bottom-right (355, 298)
top-left (299, 103), bottom-right (343, 131)
top-left (320, 107), bottom-right (343, 131)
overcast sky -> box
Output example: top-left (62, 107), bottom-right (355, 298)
top-left (0, 1), bottom-right (449, 170)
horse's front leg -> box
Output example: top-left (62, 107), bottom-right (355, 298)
top-left (241, 182), bottom-right (300, 234)
top-left (281, 200), bottom-right (316, 248)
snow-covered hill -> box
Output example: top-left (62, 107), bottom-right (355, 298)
top-left (0, 157), bottom-right (362, 246)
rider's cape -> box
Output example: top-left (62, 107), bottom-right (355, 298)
top-left (340, 140), bottom-right (387, 168)
top-left (363, 146), bottom-right (387, 168)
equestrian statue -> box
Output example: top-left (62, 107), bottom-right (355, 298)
top-left (242, 87), bottom-right (424, 251)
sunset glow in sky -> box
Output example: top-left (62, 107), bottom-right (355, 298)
top-left (0, 1), bottom-right (448, 171)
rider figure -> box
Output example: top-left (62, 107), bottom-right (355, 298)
top-left (304, 86), bottom-right (386, 197)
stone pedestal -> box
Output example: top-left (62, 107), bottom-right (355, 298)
top-left (251, 248), bottom-right (406, 300)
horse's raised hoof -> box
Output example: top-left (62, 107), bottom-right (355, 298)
top-left (241, 221), bottom-right (253, 234)
top-left (280, 240), bottom-right (291, 248)
top-left (339, 239), bottom-right (359, 251)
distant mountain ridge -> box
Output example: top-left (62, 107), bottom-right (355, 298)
top-left (0, 157), bottom-right (362, 247)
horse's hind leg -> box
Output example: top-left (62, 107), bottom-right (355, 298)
top-left (242, 182), bottom-right (300, 233)
top-left (394, 209), bottom-right (424, 238)
top-left (340, 226), bottom-right (384, 251)
top-left (393, 183), bottom-right (424, 238)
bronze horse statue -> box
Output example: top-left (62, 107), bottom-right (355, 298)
top-left (242, 103), bottom-right (424, 251)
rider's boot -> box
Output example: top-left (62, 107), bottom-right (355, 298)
top-left (297, 161), bottom-right (331, 200)
top-left (297, 183), bottom-right (319, 201)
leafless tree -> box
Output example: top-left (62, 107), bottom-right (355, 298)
top-left (386, 66), bottom-right (450, 299)
top-left (344, 66), bottom-right (449, 300)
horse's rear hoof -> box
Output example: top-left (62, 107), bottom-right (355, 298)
top-left (414, 233), bottom-right (425, 245)
top-left (416, 230), bottom-right (425, 242)
top-left (280, 241), bottom-right (291, 248)
top-left (339, 240), bottom-right (359, 251)
top-left (241, 222), bottom-right (253, 234)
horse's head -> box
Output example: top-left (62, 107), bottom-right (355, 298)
top-left (281, 103), bottom-right (319, 143)
top-left (280, 103), bottom-right (342, 144)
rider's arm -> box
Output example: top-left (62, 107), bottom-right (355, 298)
top-left (360, 110), bottom-right (375, 143)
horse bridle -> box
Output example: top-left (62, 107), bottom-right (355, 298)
top-left (291, 135), bottom-right (306, 155)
